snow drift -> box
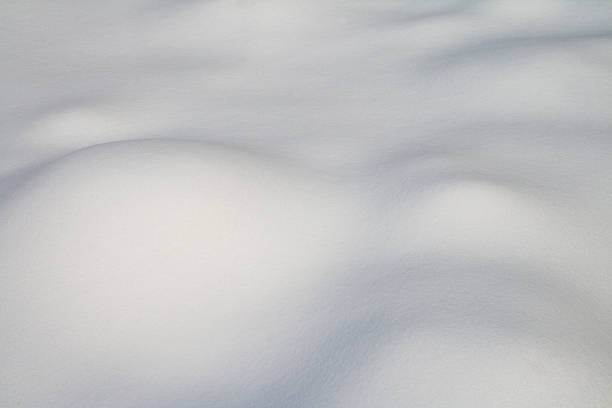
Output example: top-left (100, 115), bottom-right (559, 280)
top-left (1, 0), bottom-right (612, 407)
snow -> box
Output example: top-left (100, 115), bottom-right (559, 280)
top-left (1, 0), bottom-right (612, 407)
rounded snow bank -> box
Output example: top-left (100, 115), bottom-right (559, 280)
top-left (0, 139), bottom-right (359, 407)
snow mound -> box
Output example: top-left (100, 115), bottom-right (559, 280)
top-left (0, 139), bottom-right (359, 407)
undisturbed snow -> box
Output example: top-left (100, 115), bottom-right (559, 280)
top-left (1, 0), bottom-right (612, 407)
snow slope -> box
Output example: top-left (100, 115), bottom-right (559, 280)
top-left (1, 0), bottom-right (612, 407)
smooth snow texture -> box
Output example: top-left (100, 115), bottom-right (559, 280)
top-left (1, 0), bottom-right (612, 407)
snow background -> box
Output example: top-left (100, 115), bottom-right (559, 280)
top-left (1, 0), bottom-right (612, 406)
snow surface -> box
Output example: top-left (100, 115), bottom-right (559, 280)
top-left (1, 0), bottom-right (612, 407)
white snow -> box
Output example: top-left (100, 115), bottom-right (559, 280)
top-left (1, 0), bottom-right (612, 407)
